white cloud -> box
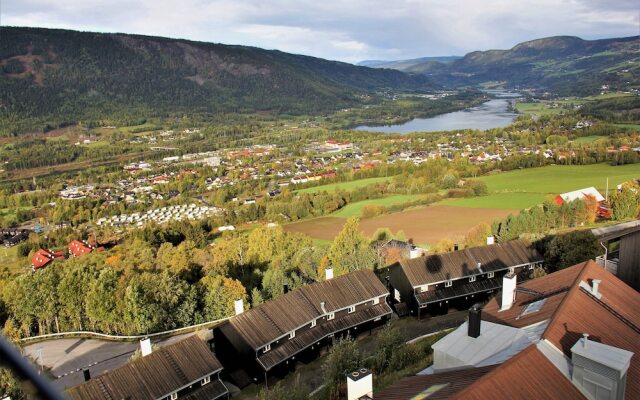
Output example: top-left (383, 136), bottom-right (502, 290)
top-left (2, 0), bottom-right (638, 62)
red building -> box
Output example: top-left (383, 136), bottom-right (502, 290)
top-left (68, 240), bottom-right (96, 257)
top-left (31, 249), bottom-right (65, 271)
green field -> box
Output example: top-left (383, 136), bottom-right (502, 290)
top-left (437, 164), bottom-right (639, 210)
top-left (440, 193), bottom-right (548, 209)
top-left (332, 194), bottom-right (426, 218)
top-left (615, 123), bottom-right (640, 132)
top-left (295, 176), bottom-right (392, 194)
top-left (515, 102), bottom-right (563, 116)
top-left (572, 135), bottom-right (607, 144)
top-left (0, 246), bottom-right (24, 274)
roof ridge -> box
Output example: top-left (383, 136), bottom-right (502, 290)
top-left (578, 286), bottom-right (640, 334)
top-left (540, 260), bottom-right (601, 341)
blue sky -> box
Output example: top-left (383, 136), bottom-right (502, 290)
top-left (3, 0), bottom-right (639, 63)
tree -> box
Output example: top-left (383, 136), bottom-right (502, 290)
top-left (610, 187), bottom-right (639, 221)
top-left (85, 268), bottom-right (121, 333)
top-left (323, 336), bottom-right (361, 400)
top-left (370, 324), bottom-right (404, 373)
top-left (543, 231), bottom-right (601, 272)
top-left (258, 377), bottom-right (309, 400)
top-left (327, 217), bottom-right (377, 276)
top-left (201, 275), bottom-right (248, 321)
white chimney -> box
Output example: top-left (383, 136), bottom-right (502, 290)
top-left (320, 301), bottom-right (327, 314)
top-left (500, 273), bottom-right (517, 311)
top-left (140, 338), bottom-right (152, 357)
top-left (486, 235), bottom-right (495, 245)
top-left (347, 368), bottom-right (373, 400)
top-left (234, 299), bottom-right (244, 315)
top-left (325, 267), bottom-right (334, 280)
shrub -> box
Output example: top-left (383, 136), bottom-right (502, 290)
top-left (389, 344), bottom-right (421, 370)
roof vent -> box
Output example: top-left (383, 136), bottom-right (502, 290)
top-left (578, 279), bottom-right (602, 300)
top-left (486, 236), bottom-right (495, 245)
top-left (468, 304), bottom-right (481, 338)
top-left (325, 268), bottom-right (334, 280)
top-left (571, 333), bottom-right (634, 400)
top-left (320, 301), bottom-right (327, 314)
top-left (234, 299), bottom-right (244, 315)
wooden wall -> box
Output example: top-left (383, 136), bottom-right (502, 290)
top-left (618, 230), bottom-right (640, 291)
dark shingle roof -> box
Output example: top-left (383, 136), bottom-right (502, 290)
top-left (220, 269), bottom-right (389, 350)
top-left (67, 336), bottom-right (226, 400)
top-left (399, 240), bottom-right (542, 287)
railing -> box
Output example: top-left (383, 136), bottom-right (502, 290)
top-left (595, 254), bottom-right (618, 275)
top-left (19, 316), bottom-right (232, 343)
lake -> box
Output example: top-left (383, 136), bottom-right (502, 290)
top-left (354, 97), bottom-right (519, 134)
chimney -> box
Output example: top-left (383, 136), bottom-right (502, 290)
top-left (320, 301), bottom-right (327, 314)
top-left (486, 235), bottom-right (495, 245)
top-left (140, 338), bottom-right (152, 357)
top-left (500, 273), bottom-right (517, 311)
top-left (571, 334), bottom-right (634, 400)
top-left (468, 304), bottom-right (482, 338)
top-left (591, 279), bottom-right (601, 297)
top-left (454, 243), bottom-right (459, 251)
top-left (83, 369), bottom-right (91, 382)
top-left (325, 267), bottom-right (334, 280)
top-left (234, 299), bottom-right (244, 315)
top-left (347, 368), bottom-right (373, 400)
top-left (283, 283), bottom-right (289, 294)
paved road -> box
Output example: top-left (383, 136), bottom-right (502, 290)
top-left (22, 333), bottom-right (193, 390)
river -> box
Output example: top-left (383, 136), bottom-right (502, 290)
top-left (354, 92), bottom-right (520, 134)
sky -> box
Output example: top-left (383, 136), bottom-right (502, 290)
top-left (2, 0), bottom-right (639, 63)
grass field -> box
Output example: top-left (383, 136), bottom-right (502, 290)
top-left (0, 246), bottom-right (25, 274)
top-left (615, 123), bottom-right (640, 131)
top-left (332, 194), bottom-right (426, 218)
top-left (295, 176), bottom-right (392, 194)
top-left (572, 135), bottom-right (607, 144)
top-left (436, 164), bottom-right (640, 210)
top-left (515, 102), bottom-right (563, 116)
top-left (477, 164), bottom-right (640, 195)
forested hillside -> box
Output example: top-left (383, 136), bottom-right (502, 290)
top-left (364, 36), bottom-right (640, 94)
top-left (0, 27), bottom-right (435, 136)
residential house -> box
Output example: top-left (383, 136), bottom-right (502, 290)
top-left (31, 249), bottom-right (65, 271)
top-left (386, 240), bottom-right (543, 318)
top-left (67, 335), bottom-right (229, 400)
top-left (213, 269), bottom-right (392, 386)
top-left (376, 260), bottom-right (639, 399)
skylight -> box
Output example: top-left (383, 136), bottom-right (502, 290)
top-left (522, 299), bottom-right (546, 315)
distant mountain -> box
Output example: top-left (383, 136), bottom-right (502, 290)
top-left (364, 36), bottom-right (640, 95)
top-left (0, 27), bottom-right (436, 134)
top-left (358, 56), bottom-right (461, 73)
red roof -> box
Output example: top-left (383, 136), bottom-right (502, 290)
top-left (31, 249), bottom-right (65, 270)
top-left (68, 240), bottom-right (94, 257)
top-left (450, 346), bottom-right (584, 400)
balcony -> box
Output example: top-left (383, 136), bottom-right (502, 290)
top-left (596, 253), bottom-right (619, 275)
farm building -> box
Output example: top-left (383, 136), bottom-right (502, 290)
top-left (31, 249), bottom-right (65, 271)
top-left (67, 335), bottom-right (228, 400)
top-left (386, 240), bottom-right (543, 318)
top-left (213, 269), bottom-right (392, 386)
top-left (554, 186), bottom-right (605, 205)
top-left (376, 259), bottom-right (639, 400)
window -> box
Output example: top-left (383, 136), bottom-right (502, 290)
top-left (170, 393), bottom-right (178, 400)
top-left (522, 299), bottom-right (546, 315)
top-left (420, 285), bottom-right (429, 292)
top-left (487, 272), bottom-right (495, 278)
top-left (372, 297), bottom-right (380, 305)
top-left (509, 267), bottom-right (515, 273)
top-left (289, 330), bottom-right (296, 339)
top-left (445, 280), bottom-right (452, 287)
top-left (348, 305), bottom-right (355, 313)
top-left (310, 319), bottom-right (316, 328)
top-left (201, 376), bottom-right (210, 386)
top-left (528, 264), bottom-right (535, 270)
top-left (327, 312), bottom-right (335, 320)
top-left (469, 276), bottom-right (476, 283)
top-left (263, 344), bottom-right (271, 353)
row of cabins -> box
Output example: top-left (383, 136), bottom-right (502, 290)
top-left (387, 240), bottom-right (544, 318)
top-left (0, 228), bottom-right (30, 247)
top-left (67, 336), bottom-right (229, 400)
top-left (96, 204), bottom-right (223, 227)
top-left (214, 269), bottom-right (392, 385)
